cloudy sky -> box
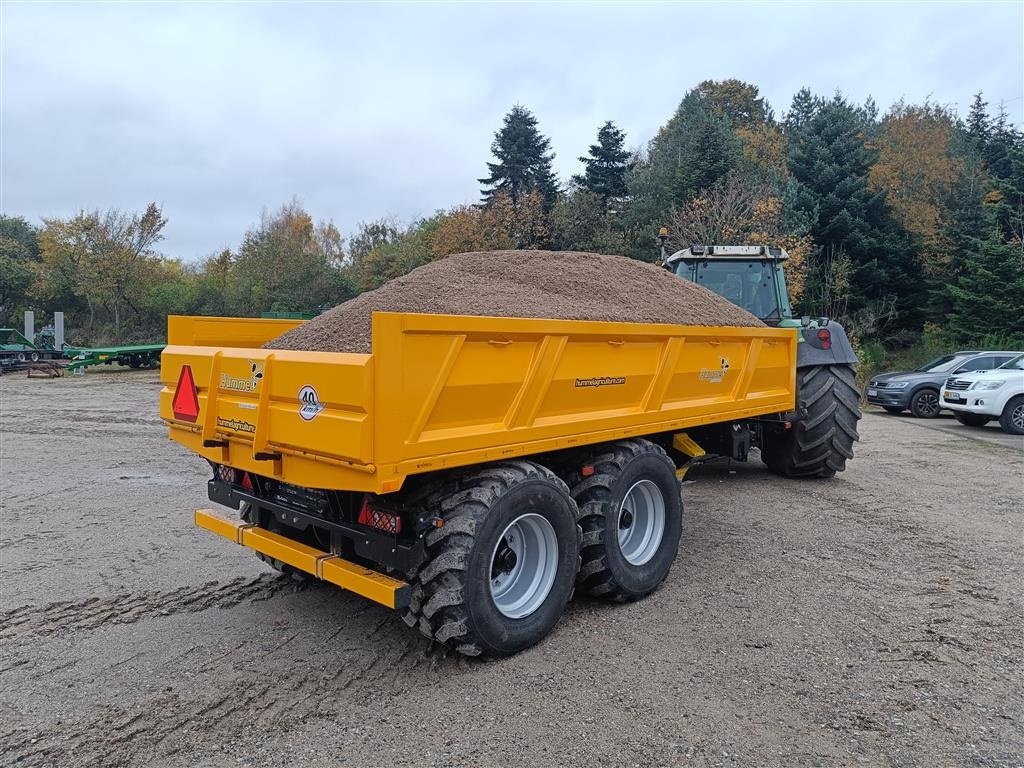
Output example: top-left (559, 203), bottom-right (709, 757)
top-left (2, 1), bottom-right (1022, 259)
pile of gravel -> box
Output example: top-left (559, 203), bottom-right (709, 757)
top-left (265, 250), bottom-right (764, 354)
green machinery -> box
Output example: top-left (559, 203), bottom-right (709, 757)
top-left (0, 327), bottom-right (64, 372)
top-left (1, 311), bottom-right (165, 375)
top-left (64, 343), bottom-right (165, 373)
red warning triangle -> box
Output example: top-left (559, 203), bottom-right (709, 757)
top-left (172, 364), bottom-right (200, 422)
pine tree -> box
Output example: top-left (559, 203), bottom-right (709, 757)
top-left (787, 94), bottom-right (924, 327)
top-left (947, 224), bottom-right (1024, 341)
top-left (966, 92), bottom-right (990, 149)
top-left (573, 121), bottom-right (631, 205)
top-left (626, 90), bottom-right (740, 239)
top-left (783, 88), bottom-right (821, 137)
top-left (479, 105), bottom-right (559, 209)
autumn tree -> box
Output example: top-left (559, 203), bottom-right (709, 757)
top-left (666, 173), bottom-right (811, 303)
top-left (548, 190), bottom-right (623, 254)
top-left (573, 121), bottom-right (631, 206)
top-left (230, 200), bottom-right (353, 315)
top-left (430, 205), bottom-right (514, 258)
top-left (0, 215), bottom-right (40, 324)
top-left (354, 216), bottom-right (444, 291)
top-left (868, 101), bottom-right (962, 273)
top-left (695, 79), bottom-right (770, 130)
top-left (479, 105), bottom-right (559, 209)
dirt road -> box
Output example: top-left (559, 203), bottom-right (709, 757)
top-left (2, 371), bottom-right (1022, 767)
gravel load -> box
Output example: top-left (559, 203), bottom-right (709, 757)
top-left (265, 250), bottom-right (764, 354)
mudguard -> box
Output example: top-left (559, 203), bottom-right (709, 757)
top-left (796, 321), bottom-right (859, 368)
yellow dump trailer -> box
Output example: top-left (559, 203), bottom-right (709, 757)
top-left (161, 312), bottom-right (855, 656)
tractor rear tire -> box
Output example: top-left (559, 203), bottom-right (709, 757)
top-left (564, 439), bottom-right (682, 602)
top-left (402, 461), bottom-right (581, 657)
top-left (762, 363), bottom-right (861, 479)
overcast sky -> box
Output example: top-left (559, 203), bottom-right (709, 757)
top-left (2, 1), bottom-right (1022, 260)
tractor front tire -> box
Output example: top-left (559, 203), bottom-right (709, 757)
top-left (564, 439), bottom-right (682, 602)
top-left (402, 461), bottom-right (581, 657)
top-left (762, 363), bottom-right (861, 479)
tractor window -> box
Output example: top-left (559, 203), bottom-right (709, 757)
top-left (681, 260), bottom-right (784, 320)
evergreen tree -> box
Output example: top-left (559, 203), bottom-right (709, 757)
top-left (787, 95), bottom-right (924, 328)
top-left (783, 87), bottom-right (821, 137)
top-left (947, 223), bottom-right (1024, 341)
top-left (966, 92), bottom-right (991, 149)
top-left (479, 105), bottom-right (559, 209)
top-left (573, 121), bottom-right (631, 205)
top-left (626, 90), bottom-right (741, 247)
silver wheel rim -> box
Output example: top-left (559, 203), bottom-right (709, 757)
top-left (489, 513), bottom-right (558, 619)
top-left (1013, 404), bottom-right (1024, 430)
top-left (916, 391), bottom-right (939, 417)
top-left (617, 480), bottom-right (666, 566)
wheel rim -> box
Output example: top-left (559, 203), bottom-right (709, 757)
top-left (916, 391), bottom-right (939, 417)
top-left (617, 480), bottom-right (666, 566)
top-left (1013, 403), bottom-right (1024, 430)
top-left (489, 513), bottom-right (559, 619)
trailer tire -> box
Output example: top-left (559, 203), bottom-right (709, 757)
top-left (402, 461), bottom-right (581, 657)
top-left (761, 363), bottom-right (861, 478)
top-left (563, 439), bottom-right (682, 602)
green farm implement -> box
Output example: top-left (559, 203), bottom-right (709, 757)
top-left (64, 343), bottom-right (164, 372)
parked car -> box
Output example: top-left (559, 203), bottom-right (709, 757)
top-left (867, 350), bottom-right (1022, 418)
top-left (942, 354), bottom-right (1024, 435)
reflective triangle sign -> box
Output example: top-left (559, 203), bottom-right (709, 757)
top-left (172, 365), bottom-right (200, 422)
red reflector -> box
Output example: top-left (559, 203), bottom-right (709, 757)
top-left (816, 329), bottom-right (832, 349)
top-left (357, 497), bottom-right (401, 535)
top-left (172, 365), bottom-right (200, 422)
top-left (580, 465), bottom-right (595, 477)
top-left (240, 472), bottom-right (253, 491)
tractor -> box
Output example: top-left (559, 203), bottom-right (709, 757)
top-left (663, 243), bottom-right (861, 478)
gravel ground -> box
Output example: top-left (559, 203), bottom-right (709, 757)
top-left (1, 371), bottom-right (1022, 768)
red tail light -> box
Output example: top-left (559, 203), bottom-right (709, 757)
top-left (358, 497), bottom-right (402, 535)
top-left (816, 329), bottom-right (832, 349)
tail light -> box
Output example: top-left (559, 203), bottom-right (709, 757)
top-left (213, 464), bottom-right (254, 491)
top-left (358, 496), bottom-right (402, 535)
top-left (816, 329), bottom-right (832, 349)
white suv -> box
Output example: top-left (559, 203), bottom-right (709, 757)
top-left (942, 354), bottom-right (1024, 435)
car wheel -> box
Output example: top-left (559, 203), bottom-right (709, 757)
top-left (999, 395), bottom-right (1024, 435)
top-left (910, 388), bottom-right (941, 418)
top-left (953, 412), bottom-right (990, 427)
top-left (882, 406), bottom-right (903, 414)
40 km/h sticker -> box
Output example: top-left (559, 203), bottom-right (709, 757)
top-left (298, 385), bottom-right (324, 421)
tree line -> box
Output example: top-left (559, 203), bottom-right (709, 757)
top-left (1, 79), bottom-right (1021, 353)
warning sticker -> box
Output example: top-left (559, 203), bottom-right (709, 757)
top-left (298, 385), bottom-right (324, 421)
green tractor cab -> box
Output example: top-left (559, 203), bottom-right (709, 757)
top-left (665, 245), bottom-right (796, 326)
top-left (664, 244), bottom-right (857, 370)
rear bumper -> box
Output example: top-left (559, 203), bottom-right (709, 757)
top-left (195, 509), bottom-right (410, 610)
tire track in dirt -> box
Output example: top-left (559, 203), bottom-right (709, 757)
top-left (0, 628), bottom-right (454, 768)
top-left (0, 575), bottom-right (304, 639)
